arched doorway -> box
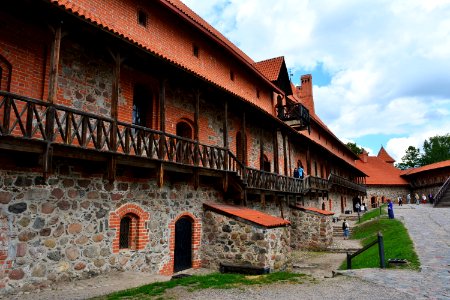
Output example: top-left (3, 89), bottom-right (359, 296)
top-left (132, 85), bottom-right (153, 128)
top-left (0, 54), bottom-right (12, 92)
top-left (174, 216), bottom-right (192, 272)
top-left (236, 131), bottom-right (247, 164)
top-left (371, 196), bottom-right (376, 208)
top-left (176, 121), bottom-right (193, 139)
top-left (262, 154), bottom-right (271, 172)
top-left (340, 196), bottom-right (344, 213)
top-left (352, 197), bottom-right (360, 212)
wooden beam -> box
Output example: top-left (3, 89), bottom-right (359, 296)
top-left (194, 89), bottom-right (200, 141)
top-left (259, 127), bottom-right (264, 170)
top-left (48, 22), bottom-right (62, 103)
top-left (223, 100), bottom-right (228, 149)
top-left (273, 130), bottom-right (279, 174)
top-left (282, 132), bottom-right (288, 176)
top-left (157, 162), bottom-right (164, 188)
top-left (242, 111), bottom-right (246, 166)
top-left (42, 143), bottom-right (53, 180)
top-left (159, 78), bottom-right (166, 132)
top-left (306, 142), bottom-right (311, 176)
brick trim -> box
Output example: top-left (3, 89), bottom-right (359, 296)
top-left (109, 203), bottom-right (150, 254)
top-left (160, 212), bottom-right (202, 275)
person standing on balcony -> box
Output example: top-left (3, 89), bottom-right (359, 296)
top-left (293, 167), bottom-right (299, 178)
top-left (298, 165), bottom-right (304, 179)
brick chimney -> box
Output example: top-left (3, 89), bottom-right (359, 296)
top-left (359, 149), bottom-right (368, 163)
top-left (297, 74), bottom-right (315, 114)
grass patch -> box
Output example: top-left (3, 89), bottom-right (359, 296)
top-left (357, 205), bottom-right (387, 223)
top-left (340, 218), bottom-right (420, 270)
top-left (95, 272), bottom-right (309, 299)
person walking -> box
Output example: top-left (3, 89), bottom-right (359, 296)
top-left (355, 202), bottom-right (361, 213)
top-left (398, 195), bottom-right (403, 206)
top-left (415, 193), bottom-right (420, 205)
top-left (342, 219), bottom-right (350, 240)
top-left (406, 193), bottom-right (411, 204)
top-left (422, 194), bottom-right (427, 204)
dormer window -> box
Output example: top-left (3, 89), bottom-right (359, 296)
top-left (138, 10), bottom-right (148, 27)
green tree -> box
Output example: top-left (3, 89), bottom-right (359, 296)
top-left (396, 146), bottom-right (422, 170)
top-left (420, 134), bottom-right (450, 165)
top-left (346, 142), bottom-right (364, 155)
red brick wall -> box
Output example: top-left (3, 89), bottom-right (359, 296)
top-left (109, 203), bottom-right (150, 254)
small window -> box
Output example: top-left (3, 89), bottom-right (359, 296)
top-left (119, 216), bottom-right (132, 249)
top-left (230, 70), bottom-right (235, 81)
top-left (138, 10), bottom-right (148, 27)
top-left (256, 89), bottom-right (260, 98)
top-left (193, 44), bottom-right (199, 58)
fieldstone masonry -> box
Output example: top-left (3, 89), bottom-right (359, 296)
top-left (202, 210), bottom-right (291, 272)
top-left (0, 168), bottom-right (221, 292)
top-left (290, 206), bottom-right (334, 250)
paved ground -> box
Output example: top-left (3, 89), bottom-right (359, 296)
top-left (339, 204), bottom-right (450, 299)
top-left (2, 204), bottom-right (449, 299)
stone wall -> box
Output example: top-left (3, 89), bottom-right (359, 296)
top-left (0, 167), bottom-right (222, 292)
top-left (366, 186), bottom-right (410, 206)
top-left (290, 207), bottom-right (334, 250)
top-left (201, 211), bottom-right (291, 272)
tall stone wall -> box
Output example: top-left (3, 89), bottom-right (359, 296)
top-left (201, 211), bottom-right (291, 272)
top-left (290, 208), bottom-right (334, 250)
top-left (0, 167), bottom-right (222, 292)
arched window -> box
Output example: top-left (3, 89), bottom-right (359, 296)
top-left (322, 202), bottom-right (326, 210)
top-left (0, 54), bottom-right (12, 92)
top-left (119, 213), bottom-right (138, 250)
top-left (132, 85), bottom-right (153, 127)
top-left (176, 121), bottom-right (193, 139)
top-left (262, 155), bottom-right (271, 172)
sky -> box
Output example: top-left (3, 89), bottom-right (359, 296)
top-left (181, 0), bottom-right (450, 162)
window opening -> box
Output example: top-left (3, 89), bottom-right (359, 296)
top-left (119, 216), bottom-right (132, 249)
top-left (138, 10), bottom-right (148, 27)
top-left (193, 44), bottom-right (199, 58)
top-left (176, 121), bottom-right (193, 139)
top-left (263, 155), bottom-right (271, 172)
top-left (132, 85), bottom-right (152, 128)
top-left (230, 70), bottom-right (235, 81)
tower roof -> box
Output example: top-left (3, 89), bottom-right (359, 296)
top-left (377, 146), bottom-right (396, 163)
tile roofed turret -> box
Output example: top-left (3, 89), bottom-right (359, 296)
top-left (377, 146), bottom-right (396, 163)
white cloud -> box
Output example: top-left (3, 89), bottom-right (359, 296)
top-left (182, 0), bottom-right (450, 153)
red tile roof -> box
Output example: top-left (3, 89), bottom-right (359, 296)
top-left (254, 57), bottom-right (285, 81)
top-left (377, 146), bottom-right (396, 163)
top-left (203, 203), bottom-right (290, 228)
top-left (401, 160), bottom-right (450, 176)
top-left (355, 155), bottom-right (409, 185)
top-left (290, 205), bottom-right (335, 216)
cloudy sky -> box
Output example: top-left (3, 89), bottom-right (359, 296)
top-left (182, 0), bottom-right (450, 162)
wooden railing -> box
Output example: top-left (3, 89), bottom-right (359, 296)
top-left (245, 167), bottom-right (303, 193)
top-left (328, 173), bottom-right (366, 194)
top-left (276, 102), bottom-right (310, 131)
top-left (434, 176), bottom-right (450, 207)
top-left (303, 175), bottom-right (329, 191)
top-left (0, 91), bottom-right (307, 195)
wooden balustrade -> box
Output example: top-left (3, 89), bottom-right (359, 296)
top-left (245, 167), bottom-right (303, 193)
top-left (328, 173), bottom-right (366, 194)
top-left (303, 175), bottom-right (329, 191)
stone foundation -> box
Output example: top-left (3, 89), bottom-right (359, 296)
top-left (0, 167), bottom-right (222, 292)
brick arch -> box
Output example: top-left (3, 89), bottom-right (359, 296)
top-left (175, 117), bottom-right (194, 139)
top-left (160, 212), bottom-right (202, 275)
top-left (109, 203), bottom-right (150, 254)
top-left (0, 53), bottom-right (12, 91)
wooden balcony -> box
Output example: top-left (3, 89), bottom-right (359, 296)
top-left (0, 91), bottom-right (304, 196)
top-left (303, 175), bottom-right (329, 193)
top-left (276, 103), bottom-right (310, 132)
top-left (328, 173), bottom-right (366, 194)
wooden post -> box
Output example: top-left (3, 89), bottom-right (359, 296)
top-left (260, 126), bottom-right (264, 170)
top-left (282, 132), bottom-right (288, 176)
top-left (273, 130), bottom-right (279, 174)
top-left (347, 252), bottom-right (352, 269)
top-left (192, 89), bottom-right (200, 189)
top-left (241, 111), bottom-right (246, 166)
top-left (48, 22), bottom-right (62, 103)
top-left (306, 142), bottom-right (311, 176)
top-left (287, 136), bottom-right (292, 176)
top-left (378, 232), bottom-right (386, 268)
top-left (223, 100), bottom-right (229, 192)
top-left (107, 52), bottom-right (122, 182)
